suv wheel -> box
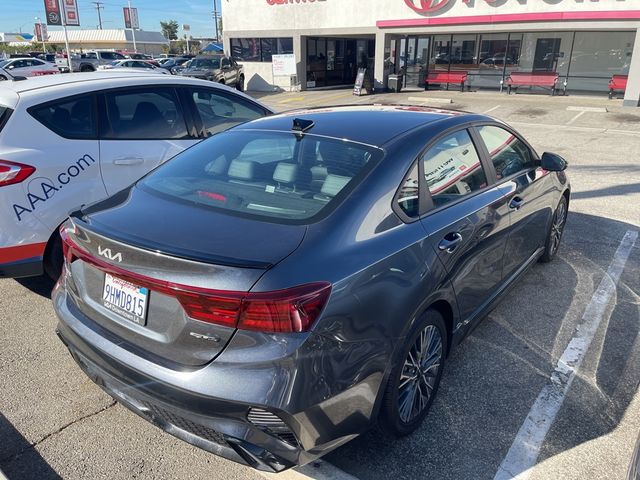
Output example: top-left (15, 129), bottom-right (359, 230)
top-left (380, 309), bottom-right (446, 436)
top-left (0, 75), bottom-right (7, 81)
top-left (540, 195), bottom-right (568, 263)
top-left (80, 65), bottom-right (94, 72)
top-left (236, 75), bottom-right (245, 92)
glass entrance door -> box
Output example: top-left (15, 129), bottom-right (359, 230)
top-left (402, 36), bottom-right (430, 89)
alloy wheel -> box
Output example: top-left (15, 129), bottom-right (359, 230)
top-left (549, 199), bottom-right (567, 256)
top-left (398, 325), bottom-right (443, 423)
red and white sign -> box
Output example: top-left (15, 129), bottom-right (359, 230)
top-left (35, 23), bottom-right (49, 42)
top-left (404, 0), bottom-right (452, 13)
top-left (266, 0), bottom-right (326, 5)
top-left (123, 7), bottom-right (140, 29)
top-left (44, 0), bottom-right (62, 26)
top-left (62, 0), bottom-right (80, 26)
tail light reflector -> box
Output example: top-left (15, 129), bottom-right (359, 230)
top-left (60, 224), bottom-right (331, 333)
top-left (0, 160), bottom-right (36, 187)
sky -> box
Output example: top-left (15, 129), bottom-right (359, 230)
top-left (1, 0), bottom-right (222, 39)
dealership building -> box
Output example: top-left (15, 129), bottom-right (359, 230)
top-left (223, 0), bottom-right (640, 106)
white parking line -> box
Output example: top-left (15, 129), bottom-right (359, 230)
top-left (566, 110), bottom-right (587, 125)
top-left (259, 460), bottom-right (359, 480)
top-left (483, 105), bottom-right (501, 114)
top-left (494, 230), bottom-right (638, 480)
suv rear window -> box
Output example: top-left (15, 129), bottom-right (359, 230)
top-left (0, 105), bottom-right (12, 133)
top-left (140, 130), bottom-right (382, 223)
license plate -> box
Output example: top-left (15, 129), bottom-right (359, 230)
top-left (102, 273), bottom-right (149, 325)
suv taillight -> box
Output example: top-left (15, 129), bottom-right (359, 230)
top-left (61, 226), bottom-right (331, 333)
top-left (0, 160), bottom-right (36, 187)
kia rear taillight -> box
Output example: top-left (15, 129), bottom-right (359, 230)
top-left (60, 225), bottom-right (331, 333)
top-left (239, 284), bottom-right (332, 333)
top-left (0, 160), bottom-right (36, 187)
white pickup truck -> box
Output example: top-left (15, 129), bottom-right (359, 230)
top-left (56, 50), bottom-right (127, 73)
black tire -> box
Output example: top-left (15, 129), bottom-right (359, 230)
top-left (0, 74), bottom-right (7, 81)
top-left (380, 310), bottom-right (447, 437)
top-left (44, 233), bottom-right (63, 280)
top-left (218, 79), bottom-right (225, 85)
top-left (80, 65), bottom-right (94, 72)
top-left (236, 75), bottom-right (245, 92)
top-left (540, 195), bottom-right (568, 263)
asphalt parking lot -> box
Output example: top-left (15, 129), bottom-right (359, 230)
top-left (1, 87), bottom-right (639, 480)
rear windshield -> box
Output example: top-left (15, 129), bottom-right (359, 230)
top-left (140, 130), bottom-right (382, 223)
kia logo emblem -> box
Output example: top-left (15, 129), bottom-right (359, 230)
top-left (404, 0), bottom-right (452, 13)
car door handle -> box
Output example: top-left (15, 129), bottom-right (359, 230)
top-left (438, 232), bottom-right (463, 253)
top-left (114, 157), bottom-right (144, 166)
top-left (509, 196), bottom-right (525, 210)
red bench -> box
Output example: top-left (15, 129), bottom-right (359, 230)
top-left (608, 74), bottom-right (628, 99)
top-left (506, 72), bottom-right (560, 95)
top-left (425, 71), bottom-right (468, 92)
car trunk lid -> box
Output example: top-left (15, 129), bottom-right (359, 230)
top-left (61, 188), bottom-right (306, 367)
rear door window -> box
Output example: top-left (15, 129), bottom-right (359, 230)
top-left (101, 88), bottom-right (189, 140)
top-left (140, 130), bottom-right (382, 223)
top-left (189, 87), bottom-right (266, 136)
top-left (422, 129), bottom-right (489, 208)
top-left (29, 95), bottom-right (97, 139)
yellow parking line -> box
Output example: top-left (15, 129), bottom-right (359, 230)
top-left (306, 90), bottom-right (355, 105)
top-left (277, 96), bottom-right (306, 104)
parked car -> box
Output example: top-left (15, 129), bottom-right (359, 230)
top-left (157, 57), bottom-right (191, 73)
top-left (0, 72), bottom-right (271, 279)
top-left (0, 58), bottom-right (59, 80)
top-left (171, 59), bottom-right (192, 75)
top-left (57, 50), bottom-right (127, 73)
top-left (53, 106), bottom-right (570, 472)
top-left (179, 55), bottom-right (245, 91)
top-left (98, 60), bottom-right (170, 74)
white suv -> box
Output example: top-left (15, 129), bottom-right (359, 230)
top-left (0, 72), bottom-right (270, 278)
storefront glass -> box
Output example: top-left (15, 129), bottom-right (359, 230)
top-left (567, 31), bottom-right (634, 92)
top-left (393, 30), bottom-right (635, 95)
top-left (306, 37), bottom-right (374, 88)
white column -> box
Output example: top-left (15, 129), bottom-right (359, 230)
top-left (373, 30), bottom-right (390, 92)
top-left (294, 34), bottom-right (306, 91)
top-left (623, 28), bottom-right (640, 107)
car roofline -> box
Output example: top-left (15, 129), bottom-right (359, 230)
top-left (229, 127), bottom-right (385, 150)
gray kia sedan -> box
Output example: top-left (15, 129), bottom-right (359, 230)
top-left (53, 105), bottom-right (570, 472)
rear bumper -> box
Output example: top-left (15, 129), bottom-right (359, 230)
top-left (56, 320), bottom-right (295, 472)
top-left (53, 283), bottom-right (380, 471)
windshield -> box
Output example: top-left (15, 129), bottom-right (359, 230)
top-left (191, 57), bottom-right (221, 69)
top-left (140, 130), bottom-right (382, 223)
top-left (0, 60), bottom-right (9, 68)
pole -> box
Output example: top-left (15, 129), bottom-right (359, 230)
top-left (128, 0), bottom-right (138, 53)
top-left (213, 0), bottom-right (219, 43)
top-left (92, 2), bottom-right (104, 30)
top-left (41, 23), bottom-right (46, 53)
top-left (58, 0), bottom-right (72, 71)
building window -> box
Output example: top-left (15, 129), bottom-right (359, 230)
top-left (230, 37), bottom-right (293, 62)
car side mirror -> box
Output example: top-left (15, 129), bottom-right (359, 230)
top-left (541, 152), bottom-right (568, 172)
top-left (7, 65), bottom-right (14, 70)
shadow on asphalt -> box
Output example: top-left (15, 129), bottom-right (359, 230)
top-left (0, 414), bottom-right (62, 480)
top-left (15, 274), bottom-right (55, 299)
top-left (325, 211), bottom-right (640, 480)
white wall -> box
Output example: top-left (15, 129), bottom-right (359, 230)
top-left (242, 61), bottom-right (298, 91)
top-left (224, 0), bottom-right (640, 34)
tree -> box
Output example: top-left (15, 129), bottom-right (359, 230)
top-left (160, 20), bottom-right (179, 41)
